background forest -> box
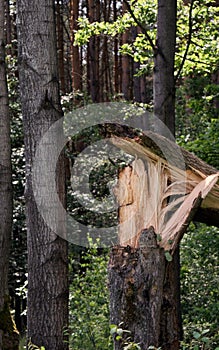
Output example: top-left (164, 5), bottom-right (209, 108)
top-left (1, 0), bottom-right (219, 349)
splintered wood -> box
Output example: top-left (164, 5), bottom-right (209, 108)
top-left (112, 134), bottom-right (219, 252)
top-left (114, 158), bottom-right (169, 247)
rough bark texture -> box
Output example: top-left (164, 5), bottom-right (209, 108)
top-left (70, 0), bottom-right (82, 92)
top-left (0, 0), bottom-right (19, 348)
top-left (103, 122), bottom-right (219, 350)
top-left (153, 0), bottom-right (177, 134)
top-left (56, 0), bottom-right (65, 93)
top-left (121, 1), bottom-right (130, 100)
top-left (113, 0), bottom-right (119, 95)
top-left (88, 0), bottom-right (99, 102)
top-left (17, 1), bottom-right (68, 349)
top-left (109, 227), bottom-right (180, 350)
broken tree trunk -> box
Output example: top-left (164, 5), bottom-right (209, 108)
top-left (70, 122), bottom-right (219, 349)
top-left (109, 227), bottom-right (180, 350)
top-left (102, 123), bottom-right (219, 350)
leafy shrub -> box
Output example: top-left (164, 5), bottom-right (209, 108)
top-left (69, 237), bottom-right (112, 350)
top-left (180, 223), bottom-right (219, 349)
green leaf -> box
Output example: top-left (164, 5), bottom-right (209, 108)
top-left (116, 335), bottom-right (122, 341)
top-left (201, 336), bottom-right (209, 343)
top-left (165, 251), bottom-right (173, 262)
top-left (156, 234), bottom-right (162, 242)
top-left (193, 331), bottom-right (201, 339)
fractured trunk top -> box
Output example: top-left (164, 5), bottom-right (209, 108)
top-left (103, 123), bottom-right (219, 251)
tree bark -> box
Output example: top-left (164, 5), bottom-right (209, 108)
top-left (88, 0), bottom-right (99, 102)
top-left (70, 0), bottom-right (82, 93)
top-left (109, 228), bottom-right (180, 350)
top-left (153, 0), bottom-right (177, 135)
top-left (56, 0), bottom-right (66, 93)
top-left (113, 0), bottom-right (119, 95)
top-left (121, 1), bottom-right (130, 100)
top-left (104, 121), bottom-right (218, 349)
top-left (0, 0), bottom-right (19, 348)
top-left (17, 1), bottom-right (68, 349)
top-left (131, 27), bottom-right (141, 102)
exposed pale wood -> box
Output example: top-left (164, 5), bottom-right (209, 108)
top-left (100, 123), bottom-right (219, 249)
top-left (161, 173), bottom-right (219, 251)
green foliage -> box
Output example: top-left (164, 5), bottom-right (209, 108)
top-left (110, 324), bottom-right (141, 350)
top-left (7, 51), bottom-right (27, 331)
top-left (75, 0), bottom-right (219, 79)
top-left (68, 224), bottom-right (219, 350)
top-left (176, 74), bottom-right (219, 169)
top-left (180, 223), bottom-right (219, 349)
top-left (27, 339), bottom-right (45, 350)
top-left (69, 237), bottom-right (112, 350)
top-left (19, 337), bottom-right (26, 350)
top-left (164, 250), bottom-right (173, 262)
top-left (176, 1), bottom-right (219, 76)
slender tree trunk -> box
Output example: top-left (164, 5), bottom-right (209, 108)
top-left (131, 26), bottom-right (141, 102)
top-left (70, 0), bottom-right (82, 93)
top-left (153, 0), bottom-right (177, 134)
top-left (88, 0), bottom-right (99, 102)
top-left (56, 0), bottom-right (66, 93)
top-left (113, 0), bottom-right (119, 95)
top-left (0, 0), bottom-right (19, 348)
top-left (121, 1), bottom-right (130, 100)
top-left (5, 0), bottom-right (12, 46)
top-left (153, 2), bottom-right (182, 347)
top-left (140, 75), bottom-right (148, 103)
top-left (17, 1), bottom-right (68, 349)
top-left (121, 39), bottom-right (130, 99)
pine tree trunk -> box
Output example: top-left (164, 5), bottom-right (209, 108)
top-left (0, 0), bottom-right (19, 348)
top-left (17, 1), bottom-right (68, 349)
top-left (109, 2), bottom-right (181, 347)
top-left (131, 27), bottom-right (141, 102)
top-left (153, 0), bottom-right (177, 134)
top-left (70, 0), bottom-right (82, 93)
top-left (109, 228), bottom-right (180, 350)
top-left (56, 0), bottom-right (66, 93)
top-left (113, 0), bottom-right (119, 95)
top-left (121, 1), bottom-right (130, 100)
top-left (88, 0), bottom-right (99, 102)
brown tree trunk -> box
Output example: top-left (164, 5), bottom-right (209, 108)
top-left (140, 74), bottom-right (148, 103)
top-left (5, 0), bottom-right (12, 47)
top-left (17, 1), bottom-right (68, 349)
top-left (131, 27), bottom-right (141, 102)
top-left (153, 0), bottom-right (177, 135)
top-left (88, 0), bottom-right (99, 102)
top-left (121, 1), bottom-right (130, 100)
top-left (56, 0), bottom-right (66, 93)
top-left (109, 3), bottom-right (180, 347)
top-left (106, 121), bottom-right (218, 349)
top-left (70, 0), bottom-right (82, 94)
top-left (109, 9), bottom-right (179, 340)
top-left (154, 2), bottom-right (182, 346)
top-left (113, 0), bottom-right (119, 96)
top-left (0, 0), bottom-right (19, 348)
top-left (109, 228), bottom-right (179, 350)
